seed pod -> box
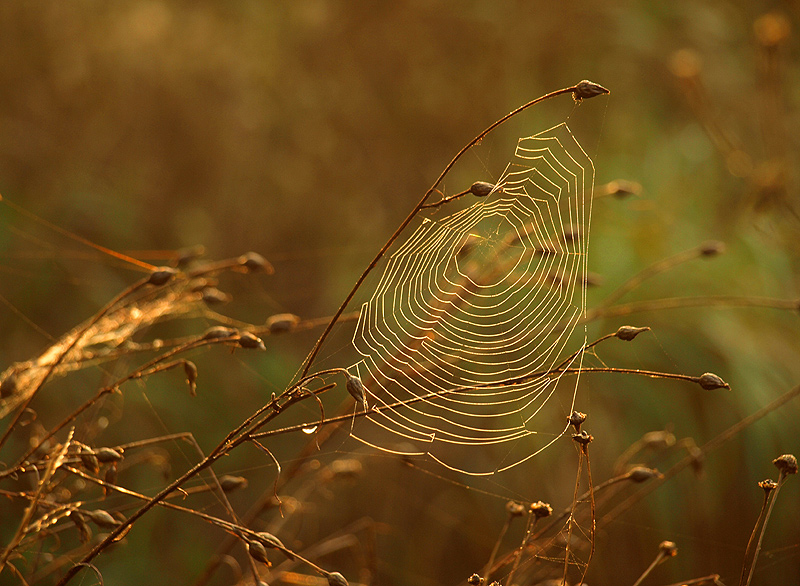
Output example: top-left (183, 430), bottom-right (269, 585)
top-left (148, 266), bottom-right (178, 286)
top-left (104, 463), bottom-right (118, 497)
top-left (203, 326), bottom-right (238, 340)
top-left (79, 447), bottom-right (100, 474)
top-left (85, 509), bottom-right (120, 529)
top-left (469, 181), bottom-right (494, 197)
top-left (699, 240), bottom-right (725, 257)
top-left (659, 540), bottom-right (678, 557)
top-left (247, 539), bottom-right (271, 565)
top-left (627, 467), bottom-right (662, 483)
top-left (255, 531), bottom-right (295, 560)
top-left (201, 287), bottom-right (231, 305)
top-left (175, 244), bottom-right (206, 267)
top-left (572, 430), bottom-right (593, 447)
top-left (327, 572), bottom-right (349, 586)
top-left (615, 325), bottom-right (650, 341)
top-left (95, 447), bottom-right (123, 463)
top-left (529, 501), bottom-right (553, 518)
top-left (345, 372), bottom-right (367, 408)
top-left (467, 574), bottom-right (484, 586)
top-left (184, 361), bottom-right (198, 397)
top-left (219, 475), bottom-right (248, 492)
top-left (266, 313), bottom-right (301, 334)
top-left (238, 252), bottom-right (274, 274)
top-left (505, 500), bottom-right (526, 517)
top-left (238, 332), bottom-right (266, 350)
top-left (71, 512), bottom-right (92, 543)
top-left (758, 479), bottom-right (777, 493)
top-left (567, 411), bottom-right (587, 431)
top-left (573, 79), bottom-right (610, 101)
top-left (697, 372), bottom-right (729, 390)
top-left (773, 454), bottom-right (798, 476)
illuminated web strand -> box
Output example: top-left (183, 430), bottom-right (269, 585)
top-left (350, 123), bottom-right (594, 475)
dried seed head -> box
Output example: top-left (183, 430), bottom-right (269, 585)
top-left (266, 313), bottom-right (301, 334)
top-left (699, 240), bottom-right (726, 257)
top-left (470, 181), bottom-right (495, 197)
top-left (568, 411), bottom-right (587, 431)
top-left (202, 326), bottom-right (238, 340)
top-left (175, 244), bottom-right (206, 267)
top-left (530, 501), bottom-right (553, 518)
top-left (0, 372), bottom-right (18, 399)
top-left (255, 531), bottom-right (286, 550)
top-left (659, 540), bottom-right (678, 557)
top-left (85, 509), bottom-right (121, 529)
top-left (505, 500), bottom-right (527, 517)
top-left (147, 266), bottom-right (178, 286)
top-left (345, 372), bottom-right (368, 408)
top-left (247, 539), bottom-right (271, 565)
top-left (573, 80), bottom-right (610, 102)
top-left (698, 372), bottom-right (730, 391)
top-left (627, 467), bottom-right (663, 483)
top-left (758, 479), bottom-right (778, 494)
top-left (104, 463), bottom-right (118, 494)
top-left (71, 511), bottom-right (92, 543)
top-left (615, 325), bottom-right (650, 341)
top-left (238, 332), bottom-right (266, 350)
top-left (327, 572), bottom-right (349, 586)
top-left (601, 179), bottom-right (642, 198)
top-left (754, 12), bottom-right (791, 48)
top-left (184, 361), bottom-right (198, 397)
top-left (201, 287), bottom-right (231, 305)
top-left (78, 445), bottom-right (100, 473)
top-left (642, 430), bottom-right (676, 449)
top-left (95, 447), bottom-right (123, 463)
top-left (467, 574), bottom-right (484, 586)
top-left (773, 454), bottom-right (798, 476)
top-left (238, 252), bottom-right (274, 274)
top-left (328, 458), bottom-right (363, 479)
top-left (572, 430), bottom-right (593, 447)
top-left (219, 475), bottom-right (248, 492)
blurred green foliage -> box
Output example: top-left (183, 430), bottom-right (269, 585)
top-left (0, 1), bottom-right (798, 585)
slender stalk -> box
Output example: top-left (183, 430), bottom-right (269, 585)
top-left (297, 83), bottom-right (592, 380)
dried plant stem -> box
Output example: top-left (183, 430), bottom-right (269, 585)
top-left (599, 383), bottom-right (800, 527)
top-left (483, 514), bottom-right (515, 584)
top-left (298, 82), bottom-right (592, 380)
top-left (631, 548), bottom-right (671, 586)
top-left (596, 244), bottom-right (715, 310)
top-left (583, 295), bottom-right (797, 323)
top-left (740, 469), bottom-right (791, 586)
top-left (738, 486), bottom-right (773, 586)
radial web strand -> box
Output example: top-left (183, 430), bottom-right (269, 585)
top-left (349, 123), bottom-right (594, 475)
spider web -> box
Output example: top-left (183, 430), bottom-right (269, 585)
top-left (349, 123), bottom-right (594, 475)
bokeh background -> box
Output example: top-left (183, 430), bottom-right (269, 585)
top-left (1, 1), bottom-right (799, 585)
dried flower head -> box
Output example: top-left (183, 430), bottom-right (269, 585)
top-left (572, 430), bottom-right (593, 447)
top-left (505, 500), bottom-right (527, 517)
top-left (327, 572), bottom-right (349, 586)
top-left (467, 574), bottom-right (484, 586)
top-left (699, 240), bottom-right (726, 257)
top-left (627, 467), bottom-right (663, 483)
top-left (530, 501), bottom-right (553, 518)
top-left (238, 252), bottom-right (274, 274)
top-left (568, 411), bottom-right (587, 431)
top-left (470, 181), bottom-right (495, 197)
top-left (698, 372), bottom-right (730, 391)
top-left (266, 313), bottom-right (301, 334)
top-left (147, 266), bottom-right (178, 286)
top-left (773, 454), bottom-right (798, 476)
top-left (758, 479), bottom-right (778, 494)
top-left (219, 475), bottom-right (248, 492)
top-left (659, 540), bottom-right (678, 557)
top-left (247, 539), bottom-right (271, 565)
top-left (615, 325), bottom-right (650, 341)
top-left (238, 332), bottom-right (266, 350)
top-left (573, 80), bottom-right (610, 102)
top-left (345, 372), bottom-right (368, 408)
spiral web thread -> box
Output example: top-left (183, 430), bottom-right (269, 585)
top-left (350, 123), bottom-right (594, 475)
